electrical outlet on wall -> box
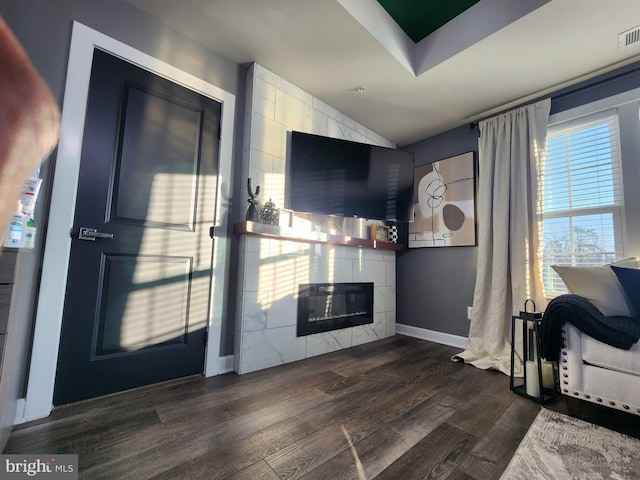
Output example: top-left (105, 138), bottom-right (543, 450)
top-left (467, 306), bottom-right (473, 320)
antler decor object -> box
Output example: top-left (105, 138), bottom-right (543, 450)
top-left (246, 177), bottom-right (261, 222)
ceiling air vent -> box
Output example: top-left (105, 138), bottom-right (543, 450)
top-left (619, 26), bottom-right (640, 50)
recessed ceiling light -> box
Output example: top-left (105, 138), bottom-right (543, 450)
top-left (355, 85), bottom-right (366, 93)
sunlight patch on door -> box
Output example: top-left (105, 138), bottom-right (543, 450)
top-left (112, 84), bottom-right (201, 230)
top-left (143, 172), bottom-right (197, 228)
top-left (94, 254), bottom-right (192, 357)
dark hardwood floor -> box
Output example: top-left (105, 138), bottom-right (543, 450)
top-left (4, 335), bottom-right (638, 479)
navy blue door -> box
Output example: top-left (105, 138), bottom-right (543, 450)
top-left (54, 49), bottom-right (221, 405)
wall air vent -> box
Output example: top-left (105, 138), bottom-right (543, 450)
top-left (618, 26), bottom-right (640, 49)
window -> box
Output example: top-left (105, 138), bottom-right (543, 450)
top-left (540, 110), bottom-right (625, 294)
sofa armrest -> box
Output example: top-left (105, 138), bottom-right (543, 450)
top-left (562, 323), bottom-right (640, 415)
top-left (561, 323), bottom-right (585, 395)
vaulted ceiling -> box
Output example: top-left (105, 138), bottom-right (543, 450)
top-left (124, 0), bottom-right (640, 147)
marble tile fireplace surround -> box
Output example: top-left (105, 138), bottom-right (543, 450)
top-left (234, 63), bottom-right (399, 374)
top-left (234, 217), bottom-right (399, 374)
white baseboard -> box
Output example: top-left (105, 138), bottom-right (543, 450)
top-left (206, 355), bottom-right (235, 376)
top-left (14, 398), bottom-right (26, 424)
top-left (395, 323), bottom-right (468, 349)
top-left (218, 355), bottom-right (235, 374)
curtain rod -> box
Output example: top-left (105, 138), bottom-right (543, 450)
top-left (469, 61), bottom-right (640, 131)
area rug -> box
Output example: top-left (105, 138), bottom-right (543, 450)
top-left (500, 408), bottom-right (640, 479)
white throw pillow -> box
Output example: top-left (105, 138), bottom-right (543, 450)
top-left (552, 258), bottom-right (639, 316)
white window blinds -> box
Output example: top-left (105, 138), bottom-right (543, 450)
top-left (540, 109), bottom-right (625, 294)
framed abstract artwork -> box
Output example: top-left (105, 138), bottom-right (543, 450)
top-left (408, 151), bottom-right (477, 248)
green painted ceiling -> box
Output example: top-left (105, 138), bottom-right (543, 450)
top-left (377, 0), bottom-right (482, 43)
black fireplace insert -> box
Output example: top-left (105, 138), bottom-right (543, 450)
top-left (297, 282), bottom-right (374, 337)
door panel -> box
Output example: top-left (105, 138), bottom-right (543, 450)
top-left (54, 49), bottom-right (221, 405)
top-left (113, 83), bottom-right (202, 228)
top-left (95, 254), bottom-right (192, 357)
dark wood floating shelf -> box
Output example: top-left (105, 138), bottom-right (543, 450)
top-left (233, 221), bottom-right (406, 251)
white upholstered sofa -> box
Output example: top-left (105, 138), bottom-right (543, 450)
top-left (561, 323), bottom-right (640, 415)
top-left (548, 258), bottom-right (640, 416)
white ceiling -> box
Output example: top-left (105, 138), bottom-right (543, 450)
top-left (124, 0), bottom-right (640, 147)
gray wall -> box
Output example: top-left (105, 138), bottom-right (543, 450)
top-left (0, 0), bottom-right (244, 450)
top-left (1, 0), bottom-right (243, 102)
top-left (396, 61), bottom-right (640, 339)
top-left (397, 125), bottom-right (479, 338)
top-left (1, 0), bottom-right (245, 346)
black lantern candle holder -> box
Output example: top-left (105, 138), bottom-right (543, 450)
top-left (510, 304), bottom-right (558, 404)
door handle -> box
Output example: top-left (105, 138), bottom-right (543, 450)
top-left (78, 227), bottom-right (115, 241)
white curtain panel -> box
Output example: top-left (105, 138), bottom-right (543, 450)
top-left (453, 99), bottom-right (551, 375)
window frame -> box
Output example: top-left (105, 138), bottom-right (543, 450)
top-left (541, 93), bottom-right (640, 297)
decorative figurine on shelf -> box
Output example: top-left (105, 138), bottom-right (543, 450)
top-left (246, 177), bottom-right (260, 222)
top-left (259, 198), bottom-right (279, 225)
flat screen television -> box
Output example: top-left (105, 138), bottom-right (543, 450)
top-left (288, 131), bottom-right (415, 222)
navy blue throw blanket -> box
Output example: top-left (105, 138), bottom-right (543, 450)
top-left (538, 294), bottom-right (640, 361)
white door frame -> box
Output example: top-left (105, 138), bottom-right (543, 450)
top-left (21, 22), bottom-right (235, 422)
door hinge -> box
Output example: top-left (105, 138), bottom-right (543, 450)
top-left (209, 226), bottom-right (215, 238)
top-left (203, 330), bottom-right (208, 346)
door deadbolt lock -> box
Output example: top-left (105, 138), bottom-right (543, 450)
top-left (78, 227), bottom-right (114, 241)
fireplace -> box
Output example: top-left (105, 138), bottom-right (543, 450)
top-left (297, 282), bottom-right (374, 337)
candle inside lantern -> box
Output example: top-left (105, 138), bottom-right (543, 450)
top-left (525, 360), bottom-right (540, 398)
top-left (542, 360), bottom-right (555, 389)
